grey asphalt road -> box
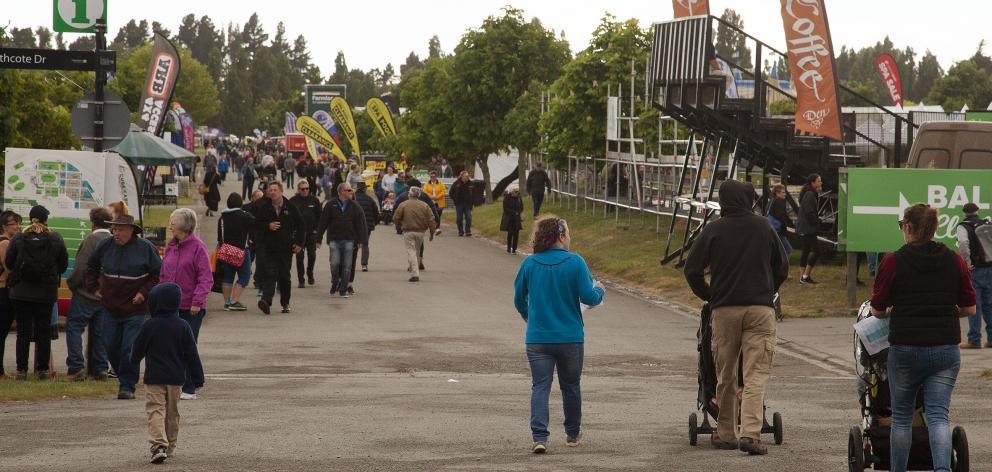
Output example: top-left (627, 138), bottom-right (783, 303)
top-left (2, 178), bottom-right (990, 471)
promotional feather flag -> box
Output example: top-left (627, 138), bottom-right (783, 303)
top-left (366, 97), bottom-right (397, 137)
top-left (296, 115), bottom-right (347, 162)
top-left (330, 97), bottom-right (360, 159)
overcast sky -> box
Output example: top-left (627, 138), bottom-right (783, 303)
top-left (6, 1), bottom-right (989, 74)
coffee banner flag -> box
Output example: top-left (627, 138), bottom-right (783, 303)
top-left (875, 53), bottom-right (904, 108)
top-left (330, 97), bottom-right (361, 159)
top-left (296, 115), bottom-right (346, 162)
top-left (672, 0), bottom-right (709, 17)
top-left (366, 98), bottom-right (397, 137)
top-left (780, 0), bottom-right (842, 141)
top-left (136, 34), bottom-right (181, 136)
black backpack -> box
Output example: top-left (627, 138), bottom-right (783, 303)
top-left (13, 232), bottom-right (57, 285)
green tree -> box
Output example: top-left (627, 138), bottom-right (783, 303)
top-left (912, 50), bottom-right (943, 103)
top-left (68, 35), bottom-right (95, 51)
top-left (926, 60), bottom-right (992, 111)
top-left (401, 51), bottom-right (423, 78)
top-left (503, 81), bottom-right (545, 196)
top-left (35, 27), bottom-right (53, 49)
top-left (428, 35), bottom-right (443, 58)
top-left (540, 15), bottom-right (649, 162)
top-left (222, 24), bottom-right (254, 134)
top-left (446, 8), bottom-right (571, 201)
top-left (6, 27), bottom-right (36, 47)
top-left (714, 9), bottom-right (752, 67)
top-left (109, 43), bottom-right (221, 125)
top-left (111, 19), bottom-right (149, 50)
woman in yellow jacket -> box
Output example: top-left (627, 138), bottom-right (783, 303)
top-left (423, 171), bottom-right (447, 218)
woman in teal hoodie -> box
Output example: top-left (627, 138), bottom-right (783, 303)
top-left (513, 216), bottom-right (605, 454)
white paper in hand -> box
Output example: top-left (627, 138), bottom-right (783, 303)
top-left (581, 280), bottom-right (606, 313)
top-left (853, 315), bottom-right (890, 355)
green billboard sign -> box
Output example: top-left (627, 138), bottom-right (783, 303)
top-left (305, 84), bottom-right (347, 116)
top-left (840, 168), bottom-right (992, 252)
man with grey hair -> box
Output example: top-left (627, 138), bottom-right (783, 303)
top-left (316, 183), bottom-right (367, 298)
top-left (394, 187), bottom-right (437, 283)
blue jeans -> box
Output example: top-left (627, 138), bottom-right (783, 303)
top-left (329, 240), bottom-right (355, 294)
top-left (967, 266), bottom-right (992, 345)
top-left (65, 297), bottom-right (109, 374)
top-left (456, 204), bottom-right (473, 235)
top-left (103, 315), bottom-right (146, 393)
top-left (221, 248), bottom-right (252, 288)
top-left (179, 309), bottom-right (206, 394)
top-left (778, 233), bottom-right (792, 254)
top-left (887, 344), bottom-right (960, 472)
top-left (526, 343), bottom-right (584, 442)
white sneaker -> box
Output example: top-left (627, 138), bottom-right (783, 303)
top-left (180, 392), bottom-right (197, 400)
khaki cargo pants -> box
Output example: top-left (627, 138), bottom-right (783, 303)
top-left (145, 384), bottom-right (181, 455)
top-left (711, 305), bottom-right (776, 441)
top-left (403, 231), bottom-right (425, 278)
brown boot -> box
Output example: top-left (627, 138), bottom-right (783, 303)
top-left (739, 437), bottom-right (768, 455)
top-left (711, 433), bottom-right (738, 450)
top-left (959, 342), bottom-right (981, 349)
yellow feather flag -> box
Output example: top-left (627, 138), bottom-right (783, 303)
top-left (330, 97), bottom-right (361, 159)
top-left (296, 115), bottom-right (346, 162)
top-left (366, 97), bottom-right (397, 137)
top-left (305, 136), bottom-right (320, 162)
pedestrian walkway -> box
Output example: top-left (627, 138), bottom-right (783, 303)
top-left (1, 176), bottom-right (990, 471)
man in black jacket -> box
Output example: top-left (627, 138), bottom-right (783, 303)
top-left (289, 180), bottom-right (321, 288)
top-left (250, 181), bottom-right (305, 314)
top-left (450, 171), bottom-right (475, 236)
top-left (316, 183), bottom-right (367, 298)
top-left (683, 180), bottom-right (789, 456)
top-left (355, 184), bottom-right (380, 273)
top-left (526, 162), bottom-right (552, 218)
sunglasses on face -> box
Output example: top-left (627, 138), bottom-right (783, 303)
top-left (898, 220), bottom-right (907, 229)
top-left (342, 189), bottom-right (354, 193)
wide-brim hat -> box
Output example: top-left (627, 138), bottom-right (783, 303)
top-left (105, 214), bottom-right (143, 233)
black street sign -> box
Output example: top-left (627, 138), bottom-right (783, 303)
top-left (0, 47), bottom-right (115, 72)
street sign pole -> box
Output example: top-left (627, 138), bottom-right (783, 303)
top-left (93, 18), bottom-right (106, 153)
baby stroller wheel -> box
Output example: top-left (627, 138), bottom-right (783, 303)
top-left (688, 413), bottom-right (698, 446)
top-left (848, 426), bottom-right (865, 472)
top-left (952, 426), bottom-right (969, 472)
top-left (772, 412), bottom-right (783, 445)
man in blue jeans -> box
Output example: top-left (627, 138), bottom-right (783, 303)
top-left (955, 203), bottom-right (992, 349)
top-left (513, 216), bottom-right (605, 453)
top-left (450, 171), bottom-right (475, 237)
top-left (85, 214), bottom-right (162, 399)
top-left (316, 183), bottom-right (367, 298)
top-left (65, 207), bottom-right (113, 380)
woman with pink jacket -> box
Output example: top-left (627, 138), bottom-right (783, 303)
top-left (159, 208), bottom-right (214, 400)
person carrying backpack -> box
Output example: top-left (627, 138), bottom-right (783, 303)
top-left (5, 205), bottom-right (69, 380)
top-left (955, 202), bottom-right (992, 349)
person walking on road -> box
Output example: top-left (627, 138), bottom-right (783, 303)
top-left (394, 187), bottom-right (437, 283)
top-left (241, 157), bottom-right (258, 201)
top-left (424, 171), bottom-right (447, 219)
top-left (65, 207), bottom-right (113, 381)
top-left (130, 282), bottom-right (205, 464)
top-left (381, 167), bottom-right (398, 198)
top-left (250, 181), bottom-right (305, 314)
top-left (316, 183), bottom-right (367, 297)
top-left (955, 202), bottom-right (992, 349)
top-left (6, 206), bottom-right (69, 381)
top-left (512, 215), bottom-right (605, 454)
top-left (355, 184), bottom-right (380, 273)
top-left (797, 174), bottom-right (822, 284)
top-left (502, 185), bottom-right (524, 254)
top-left (0, 211), bottom-right (22, 380)
top-left (218, 193), bottom-right (255, 311)
top-left (451, 171), bottom-right (475, 237)
top-left (683, 180), bottom-right (789, 455)
top-left (767, 184), bottom-right (794, 254)
top-left (218, 156), bottom-right (230, 182)
top-left (526, 162), bottom-right (552, 218)
top-left (202, 166), bottom-right (221, 217)
top-left (86, 214), bottom-right (161, 399)
top-left (283, 154), bottom-right (296, 188)
top-left (871, 204), bottom-right (976, 472)
top-left (159, 208), bottom-right (213, 400)
top-left (290, 180), bottom-right (321, 288)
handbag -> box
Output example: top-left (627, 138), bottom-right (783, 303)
top-left (216, 215), bottom-right (246, 267)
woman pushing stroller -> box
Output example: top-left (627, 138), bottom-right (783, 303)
top-left (870, 204), bottom-right (975, 472)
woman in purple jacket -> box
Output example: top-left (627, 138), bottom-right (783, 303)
top-left (159, 208), bottom-right (213, 400)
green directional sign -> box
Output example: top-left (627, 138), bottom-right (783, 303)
top-left (840, 168), bottom-right (992, 252)
top-left (53, 0), bottom-right (107, 33)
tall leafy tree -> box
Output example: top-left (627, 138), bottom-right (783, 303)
top-left (34, 27), bottom-right (53, 49)
top-left (912, 51), bottom-right (944, 103)
top-left (401, 51), bottom-right (424, 78)
top-left (428, 35), bottom-right (443, 58)
top-left (222, 24), bottom-right (254, 133)
top-left (926, 60), bottom-right (992, 111)
top-left (714, 9), bottom-right (752, 67)
top-left (7, 27), bottom-right (36, 47)
top-left (111, 19), bottom-right (149, 50)
top-left (503, 81), bottom-right (545, 195)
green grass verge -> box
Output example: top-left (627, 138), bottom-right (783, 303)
top-left (143, 207), bottom-right (173, 228)
top-left (0, 376), bottom-right (118, 402)
top-left (456, 198), bottom-right (874, 318)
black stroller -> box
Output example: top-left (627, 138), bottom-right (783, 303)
top-left (688, 304), bottom-right (784, 446)
top-left (848, 301), bottom-right (969, 471)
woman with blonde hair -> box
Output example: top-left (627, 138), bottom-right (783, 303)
top-left (5, 205), bottom-right (69, 380)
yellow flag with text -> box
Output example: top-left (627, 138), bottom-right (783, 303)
top-left (330, 97), bottom-right (360, 159)
top-left (296, 115), bottom-right (346, 162)
top-left (366, 98), bottom-right (397, 137)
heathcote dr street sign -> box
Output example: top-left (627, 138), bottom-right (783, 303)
top-left (0, 47), bottom-right (115, 72)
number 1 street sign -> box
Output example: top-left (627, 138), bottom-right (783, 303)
top-left (839, 168), bottom-right (992, 252)
top-left (53, 0), bottom-right (107, 33)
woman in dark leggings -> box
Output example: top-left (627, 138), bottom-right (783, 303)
top-left (797, 174), bottom-right (822, 284)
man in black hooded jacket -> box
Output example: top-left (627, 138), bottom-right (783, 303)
top-left (683, 180), bottom-right (788, 456)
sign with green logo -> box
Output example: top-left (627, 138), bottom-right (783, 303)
top-left (839, 168), bottom-right (992, 252)
top-left (305, 84), bottom-right (347, 115)
top-left (53, 0), bottom-right (107, 33)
